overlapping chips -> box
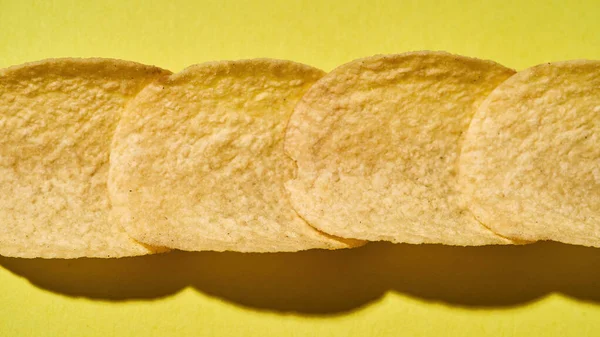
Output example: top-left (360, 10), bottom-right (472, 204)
top-left (459, 60), bottom-right (600, 247)
top-left (0, 58), bottom-right (170, 258)
top-left (284, 52), bottom-right (515, 245)
top-left (108, 59), bottom-right (361, 252)
top-left (1, 53), bottom-right (598, 258)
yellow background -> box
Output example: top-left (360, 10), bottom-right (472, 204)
top-left (1, 0), bottom-right (600, 336)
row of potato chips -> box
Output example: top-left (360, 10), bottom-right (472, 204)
top-left (0, 52), bottom-right (597, 258)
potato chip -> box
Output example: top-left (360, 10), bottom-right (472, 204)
top-left (108, 59), bottom-right (361, 252)
top-left (0, 58), bottom-right (171, 258)
top-left (459, 60), bottom-right (600, 246)
top-left (285, 52), bottom-right (515, 245)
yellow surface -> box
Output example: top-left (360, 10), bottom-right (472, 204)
top-left (0, 0), bottom-right (599, 336)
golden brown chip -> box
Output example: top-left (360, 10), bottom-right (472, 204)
top-left (285, 51), bottom-right (515, 245)
top-left (0, 58), bottom-right (171, 258)
top-left (459, 60), bottom-right (600, 246)
top-left (108, 59), bottom-right (361, 252)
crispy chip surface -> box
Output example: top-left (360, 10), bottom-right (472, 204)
top-left (108, 59), bottom-right (361, 252)
top-left (459, 60), bottom-right (600, 246)
top-left (0, 58), bottom-right (170, 258)
top-left (285, 52), bottom-right (515, 245)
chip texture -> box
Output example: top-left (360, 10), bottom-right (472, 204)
top-left (109, 59), bottom-right (360, 252)
top-left (459, 60), bottom-right (600, 246)
top-left (285, 52), bottom-right (515, 245)
top-left (0, 58), bottom-right (170, 258)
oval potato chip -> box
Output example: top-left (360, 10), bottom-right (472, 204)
top-left (285, 52), bottom-right (515, 245)
top-left (459, 60), bottom-right (600, 246)
top-left (0, 58), bottom-right (171, 258)
top-left (108, 59), bottom-right (361, 252)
